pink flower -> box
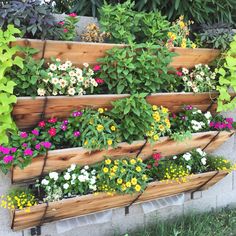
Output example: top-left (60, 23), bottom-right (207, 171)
top-left (42, 142), bottom-right (52, 149)
top-left (209, 121), bottom-right (215, 127)
top-left (63, 120), bottom-right (69, 125)
top-left (226, 118), bottom-right (233, 124)
top-left (58, 21), bottom-right (65, 26)
top-left (176, 71), bottom-right (183, 77)
top-left (20, 132), bottom-right (28, 138)
top-left (38, 121), bottom-right (46, 128)
top-left (63, 28), bottom-right (68, 33)
top-left (95, 78), bottom-right (104, 84)
top-left (152, 153), bottom-right (161, 160)
top-left (48, 127), bottom-right (57, 137)
top-left (147, 164), bottom-right (152, 169)
top-left (154, 161), bottom-right (159, 167)
top-left (22, 143), bottom-right (28, 148)
top-left (3, 155), bottom-right (14, 164)
top-left (11, 147), bottom-right (17, 153)
top-left (48, 118), bottom-right (57, 123)
top-left (0, 146), bottom-right (10, 155)
top-left (72, 111), bottom-right (83, 117)
top-left (69, 13), bottom-right (77, 17)
top-left (24, 148), bottom-right (33, 156)
top-left (73, 131), bottom-right (81, 137)
top-left (61, 124), bottom-right (67, 131)
top-left (172, 113), bottom-right (177, 119)
top-left (35, 144), bottom-right (41, 150)
top-left (93, 65), bottom-right (101, 71)
top-left (227, 123), bottom-right (233, 129)
top-left (32, 129), bottom-right (39, 136)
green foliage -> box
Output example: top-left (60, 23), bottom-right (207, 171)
top-left (98, 43), bottom-right (176, 94)
top-left (217, 35), bottom-right (236, 111)
top-left (0, 25), bottom-right (23, 144)
top-left (171, 131), bottom-right (192, 142)
top-left (207, 155), bottom-right (236, 171)
top-left (199, 23), bottom-right (235, 50)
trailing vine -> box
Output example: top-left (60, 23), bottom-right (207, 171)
top-left (0, 25), bottom-right (23, 144)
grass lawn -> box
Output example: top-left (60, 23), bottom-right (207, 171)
top-left (122, 208), bottom-right (236, 236)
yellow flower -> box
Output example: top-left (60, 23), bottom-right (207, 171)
top-left (107, 139), bottom-right (113, 145)
top-left (166, 121), bottom-right (171, 128)
top-left (161, 107), bottom-right (168, 113)
top-left (179, 15), bottom-right (184, 20)
top-left (89, 119), bottom-right (94, 125)
top-left (135, 184), bottom-right (141, 192)
top-left (191, 43), bottom-right (196, 49)
top-left (136, 166), bottom-right (142, 172)
top-left (153, 134), bottom-right (159, 141)
top-left (112, 166), bottom-right (118, 172)
top-left (131, 178), bottom-right (137, 185)
top-left (114, 160), bottom-right (118, 165)
top-left (137, 157), bottom-right (143, 163)
top-left (142, 175), bottom-right (148, 181)
top-left (98, 108), bottom-right (104, 113)
top-left (96, 124), bottom-right (104, 132)
top-left (121, 184), bottom-right (127, 191)
top-left (103, 167), bottom-right (109, 173)
top-left (159, 125), bottom-right (165, 132)
top-left (123, 160), bottom-right (128, 165)
top-left (181, 43), bottom-right (186, 48)
top-left (168, 32), bottom-right (173, 38)
top-left (170, 33), bottom-right (177, 41)
top-left (110, 125), bottom-right (116, 131)
top-left (179, 21), bottom-right (185, 29)
top-left (105, 159), bottom-right (111, 165)
top-left (126, 182), bottom-right (131, 188)
top-left (117, 178), bottom-right (123, 184)
top-left (146, 130), bottom-right (154, 137)
top-left (130, 159), bottom-right (136, 165)
top-left (152, 105), bottom-right (158, 111)
top-left (84, 140), bottom-right (88, 145)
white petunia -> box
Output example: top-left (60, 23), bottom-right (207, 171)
top-left (204, 111), bottom-right (212, 120)
top-left (68, 87), bottom-right (76, 96)
top-left (83, 62), bottom-right (89, 68)
top-left (70, 164), bottom-right (76, 171)
top-left (37, 88), bottom-right (46, 96)
top-left (49, 172), bottom-right (59, 181)
top-left (84, 165), bottom-right (89, 170)
top-left (173, 156), bottom-right (177, 160)
top-left (51, 77), bottom-right (59, 84)
top-left (41, 179), bottom-right (49, 185)
top-left (72, 174), bottom-right (77, 180)
top-left (182, 68), bottom-right (189, 74)
top-left (49, 64), bottom-right (57, 71)
top-left (183, 153), bottom-right (191, 161)
top-left (64, 173), bottom-right (71, 180)
top-left (201, 157), bottom-right (207, 165)
top-left (78, 175), bottom-right (86, 182)
top-left (63, 183), bottom-right (69, 189)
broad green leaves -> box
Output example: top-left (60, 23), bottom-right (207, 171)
top-left (0, 25), bottom-right (23, 144)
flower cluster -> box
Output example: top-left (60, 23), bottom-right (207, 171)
top-left (207, 155), bottom-right (236, 172)
top-left (210, 117), bottom-right (234, 130)
top-left (0, 190), bottom-right (37, 212)
top-left (36, 164), bottom-right (97, 202)
top-left (97, 157), bottom-right (149, 194)
top-left (167, 16), bottom-right (196, 48)
top-left (176, 64), bottom-right (217, 93)
top-left (37, 59), bottom-right (100, 96)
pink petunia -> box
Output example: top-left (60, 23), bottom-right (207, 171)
top-left (58, 21), bottom-right (65, 26)
top-left (68, 13), bottom-right (77, 17)
top-left (35, 144), bottom-right (41, 150)
top-left (63, 28), bottom-right (68, 33)
top-left (24, 148), bottom-right (33, 156)
top-left (0, 146), bottom-right (10, 155)
top-left (176, 71), bottom-right (183, 77)
top-left (95, 78), bottom-right (104, 84)
top-left (20, 132), bottom-right (28, 138)
top-left (48, 128), bottom-right (57, 137)
top-left (42, 142), bottom-right (52, 149)
top-left (38, 121), bottom-right (46, 128)
top-left (73, 131), bottom-right (81, 137)
top-left (32, 129), bottom-right (39, 136)
top-left (93, 65), bottom-right (101, 71)
top-left (48, 118), bottom-right (57, 124)
top-left (3, 155), bottom-right (14, 164)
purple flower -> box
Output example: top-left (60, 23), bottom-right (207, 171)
top-left (227, 123), bottom-right (233, 129)
top-left (35, 144), bottom-right (41, 150)
top-left (42, 142), bottom-right (52, 149)
top-left (214, 122), bottom-right (220, 129)
top-left (32, 129), bottom-right (39, 136)
top-left (73, 131), bottom-right (81, 137)
top-left (20, 132), bottom-right (28, 138)
top-left (63, 120), bottom-right (69, 125)
top-left (72, 111), bottom-right (83, 117)
top-left (22, 143), bottom-right (28, 148)
top-left (11, 147), bottom-right (17, 153)
top-left (185, 105), bottom-right (193, 110)
top-left (0, 146), bottom-right (10, 155)
top-left (24, 148), bottom-right (33, 156)
top-left (226, 118), bottom-right (234, 124)
top-left (61, 124), bottom-right (67, 131)
top-left (181, 116), bottom-right (186, 121)
top-left (3, 155), bottom-right (14, 164)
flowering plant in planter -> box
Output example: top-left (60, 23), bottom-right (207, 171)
top-left (35, 164), bottom-right (97, 202)
top-left (37, 59), bottom-right (100, 96)
top-left (176, 64), bottom-right (217, 93)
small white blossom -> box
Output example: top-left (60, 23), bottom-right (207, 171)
top-left (183, 153), bottom-right (191, 161)
top-left (59, 79), bottom-right (68, 88)
top-left (64, 173), bottom-right (71, 180)
top-left (63, 183), bottom-right (69, 189)
top-left (204, 111), bottom-right (212, 119)
top-left (201, 157), bottom-right (207, 165)
top-left (51, 77), bottom-right (59, 85)
top-left (173, 156), bottom-right (177, 160)
top-left (83, 62), bottom-right (89, 68)
top-left (41, 179), bottom-right (49, 185)
top-left (182, 68), bottom-right (189, 74)
top-left (68, 87), bottom-right (76, 96)
top-left (49, 172), bottom-right (59, 181)
top-left (49, 64), bottom-right (57, 71)
top-left (37, 88), bottom-right (46, 96)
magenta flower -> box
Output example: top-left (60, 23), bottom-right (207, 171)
top-left (176, 71), bottom-right (183, 77)
top-left (63, 120), bottom-right (69, 125)
top-left (11, 147), bottom-right (17, 153)
top-left (3, 155), bottom-right (14, 164)
top-left (227, 123), bottom-right (233, 129)
top-left (209, 121), bottom-right (215, 127)
top-left (35, 144), bottom-right (41, 150)
top-left (42, 142), bottom-right (52, 149)
top-left (95, 78), bottom-right (105, 85)
top-left (58, 21), bottom-right (65, 26)
top-left (72, 111), bottom-right (83, 117)
top-left (48, 118), bottom-right (57, 123)
top-left (0, 146), bottom-right (10, 155)
top-left (32, 129), bottom-right (39, 136)
top-left (24, 148), bottom-right (33, 156)
top-left (69, 13), bottom-right (77, 17)
top-left (63, 28), bottom-right (68, 33)
top-left (48, 127), bottom-right (57, 137)
top-left (20, 132), bottom-right (28, 138)
top-left (73, 131), bottom-right (81, 137)
top-left (93, 65), bottom-right (101, 71)
top-left (22, 143), bottom-right (28, 148)
top-left (38, 121), bottom-right (46, 128)
top-left (226, 118), bottom-right (233, 124)
top-left (185, 105), bottom-right (193, 110)
top-left (61, 124), bottom-right (67, 131)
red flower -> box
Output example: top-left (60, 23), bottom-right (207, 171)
top-left (58, 21), bottom-right (65, 26)
top-left (176, 71), bottom-right (183, 77)
top-left (48, 128), bottom-right (57, 137)
top-left (95, 78), bottom-right (104, 84)
top-left (38, 121), bottom-right (46, 128)
top-left (93, 65), bottom-right (101, 71)
top-left (48, 118), bottom-right (57, 123)
top-left (69, 13), bottom-right (77, 17)
top-left (152, 153), bottom-right (162, 160)
top-left (147, 164), bottom-right (152, 169)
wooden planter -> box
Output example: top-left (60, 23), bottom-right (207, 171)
top-left (12, 130), bottom-right (234, 184)
top-left (11, 170), bottom-right (228, 231)
top-left (12, 38), bottom-right (220, 69)
top-left (13, 92), bottom-right (218, 130)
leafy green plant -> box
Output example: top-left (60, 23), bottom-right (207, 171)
top-left (199, 23), bottom-right (234, 50)
top-left (0, 25), bottom-right (23, 145)
top-left (98, 43), bottom-right (176, 94)
top-left (217, 35), bottom-right (236, 111)
top-left (0, 0), bottom-right (62, 39)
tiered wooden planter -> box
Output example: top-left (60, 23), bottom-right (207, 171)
top-left (12, 130), bottom-right (234, 184)
top-left (12, 38), bottom-right (220, 68)
top-left (11, 170), bottom-right (228, 231)
top-left (13, 92), bottom-right (218, 130)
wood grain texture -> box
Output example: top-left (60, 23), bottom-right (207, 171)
top-left (13, 92), bottom-right (218, 130)
top-left (12, 39), bottom-right (220, 68)
top-left (11, 170), bottom-right (228, 231)
top-left (12, 131), bottom-right (234, 184)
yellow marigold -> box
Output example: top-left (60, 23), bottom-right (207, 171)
top-left (103, 167), bottom-right (109, 173)
top-left (181, 42), bottom-right (186, 48)
top-left (107, 139), bottom-right (113, 145)
top-left (105, 159), bottom-right (111, 165)
top-left (146, 130), bottom-right (154, 137)
top-left (126, 181), bottom-right (131, 188)
top-left (142, 175), bottom-right (148, 181)
top-left (123, 160), bottom-right (128, 165)
top-left (131, 178), bottom-right (137, 185)
top-left (121, 184), bottom-right (127, 191)
top-left (110, 125), bottom-right (116, 131)
top-left (96, 124), bottom-right (104, 132)
top-left (153, 134), bottom-right (159, 141)
top-left (152, 105), bottom-right (158, 111)
top-left (136, 166), bottom-right (142, 172)
top-left (168, 32), bottom-right (173, 38)
top-left (112, 166), bottom-right (118, 172)
top-left (191, 43), bottom-right (196, 49)
top-left (98, 108), bottom-right (104, 113)
top-left (130, 159), bottom-right (136, 165)
top-left (179, 21), bottom-right (185, 29)
top-left (114, 160), bottom-right (118, 165)
top-left (159, 125), bottom-right (165, 132)
top-left (135, 184), bottom-right (141, 192)
top-left (117, 178), bottom-right (123, 184)
top-left (170, 33), bottom-right (177, 41)
top-left (161, 107), bottom-right (168, 113)
top-left (137, 157), bottom-right (143, 163)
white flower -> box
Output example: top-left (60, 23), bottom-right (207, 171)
top-left (64, 173), bottom-right (71, 180)
top-left (41, 179), bottom-right (49, 185)
top-left (183, 153), bottom-right (191, 161)
top-left (200, 71), bottom-right (205, 76)
top-left (197, 109), bottom-right (202, 114)
top-left (201, 157), bottom-right (207, 165)
top-left (68, 87), bottom-right (76, 96)
top-left (65, 60), bottom-right (72, 67)
top-left (37, 88), bottom-right (46, 96)
top-left (89, 185), bottom-right (97, 191)
top-left (77, 76), bottom-right (84, 82)
top-left (49, 64), bottom-right (57, 71)
top-left (83, 62), bottom-right (89, 68)
top-left (182, 68), bottom-right (189, 74)
top-left (187, 81), bottom-right (192, 87)
top-left (78, 175), bottom-right (86, 182)
top-left (52, 90), bottom-right (58, 96)
top-left (49, 172), bottom-right (59, 181)
top-left (71, 77), bottom-right (77, 84)
top-left (204, 111), bottom-right (212, 119)
top-left (75, 68), bottom-right (83, 77)
top-left (72, 174), bottom-right (77, 180)
top-left (211, 73), bottom-right (216, 79)
top-left (71, 180), bottom-right (76, 185)
top-left (56, 58), bottom-right (61, 62)
top-left (84, 165), bottom-right (89, 170)
top-left (70, 164), bottom-right (76, 171)
top-left (48, 72), bottom-right (53, 77)
top-left (205, 64), bottom-right (210, 69)
top-left (91, 170), bottom-right (96, 175)
top-left (63, 183), bottom-right (69, 189)
top-left (187, 165), bottom-right (192, 170)
top-left (51, 77), bottom-right (59, 84)
top-left (69, 71), bottom-right (76, 77)
top-left (173, 156), bottom-right (177, 160)
top-left (182, 76), bottom-right (188, 82)
top-left (88, 68), bottom-right (94, 75)
top-left (193, 87), bottom-right (199, 93)
top-left (59, 79), bottom-right (68, 88)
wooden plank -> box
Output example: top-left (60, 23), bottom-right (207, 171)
top-left (12, 39), bottom-right (220, 68)
top-left (13, 92), bottom-right (218, 130)
top-left (12, 131), bottom-right (234, 184)
top-left (11, 170), bottom-right (228, 231)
